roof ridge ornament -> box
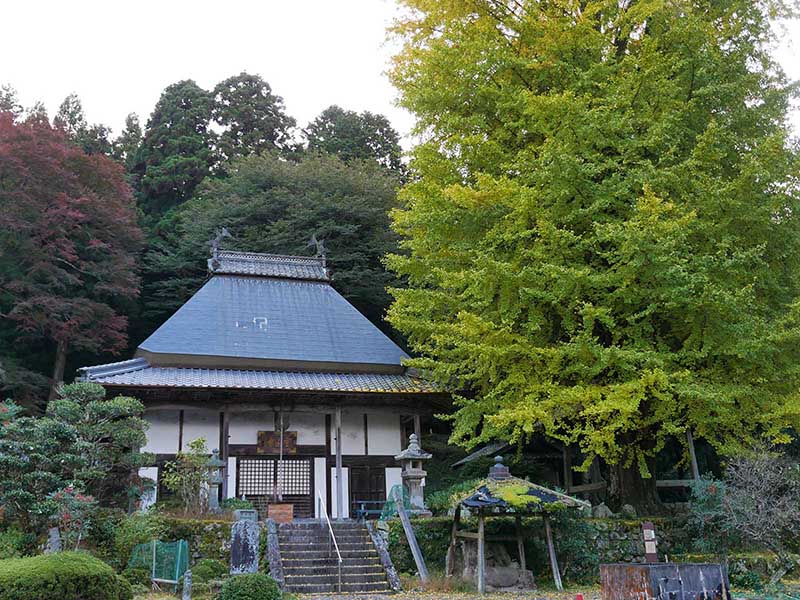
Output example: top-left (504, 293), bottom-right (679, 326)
top-left (208, 227), bottom-right (232, 272)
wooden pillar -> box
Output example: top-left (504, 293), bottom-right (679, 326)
top-left (220, 409), bottom-right (230, 499)
top-left (393, 486), bottom-right (429, 582)
top-left (687, 429), bottom-right (700, 480)
top-left (413, 414), bottom-right (422, 443)
top-left (544, 514), bottom-right (563, 591)
top-left (335, 406), bottom-right (343, 521)
top-left (515, 514), bottom-right (526, 572)
top-left (445, 505), bottom-right (461, 577)
top-left (477, 513), bottom-right (486, 594)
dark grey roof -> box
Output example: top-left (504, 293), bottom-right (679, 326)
top-left (137, 269), bottom-right (409, 370)
top-left (208, 250), bottom-right (329, 281)
top-left (78, 359), bottom-right (437, 393)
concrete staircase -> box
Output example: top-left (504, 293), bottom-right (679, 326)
top-left (278, 521), bottom-right (393, 594)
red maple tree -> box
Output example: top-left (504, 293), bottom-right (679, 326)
top-left (0, 112), bottom-right (142, 400)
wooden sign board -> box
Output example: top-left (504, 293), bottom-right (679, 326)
top-left (257, 431), bottom-right (297, 455)
top-left (642, 521), bottom-right (658, 563)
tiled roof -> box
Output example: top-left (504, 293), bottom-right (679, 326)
top-left (208, 250), bottom-right (329, 281)
top-left (78, 359), bottom-right (438, 394)
top-left (138, 275), bottom-right (409, 369)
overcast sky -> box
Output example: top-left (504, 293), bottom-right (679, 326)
top-left (2, 0), bottom-right (798, 150)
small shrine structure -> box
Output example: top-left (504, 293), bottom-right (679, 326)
top-left (446, 456), bottom-right (589, 593)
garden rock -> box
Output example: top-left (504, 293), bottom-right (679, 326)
top-left (592, 503), bottom-right (615, 518)
top-left (621, 504), bottom-right (637, 518)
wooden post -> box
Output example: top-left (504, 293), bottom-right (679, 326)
top-left (445, 505), bottom-right (461, 577)
top-left (335, 406), bottom-right (343, 521)
top-left (393, 486), bottom-right (429, 582)
top-left (477, 514), bottom-right (486, 594)
top-left (220, 409), bottom-right (230, 499)
top-left (515, 514), bottom-right (526, 572)
top-left (544, 514), bottom-right (562, 591)
top-left (413, 414), bottom-right (422, 443)
top-left (687, 429), bottom-right (700, 480)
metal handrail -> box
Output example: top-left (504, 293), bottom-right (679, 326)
top-left (317, 490), bottom-right (343, 592)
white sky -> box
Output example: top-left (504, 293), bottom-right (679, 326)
top-left (1, 0), bottom-right (798, 150)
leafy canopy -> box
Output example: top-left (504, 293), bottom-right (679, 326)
top-left (0, 383), bottom-right (150, 526)
top-left (387, 0), bottom-right (800, 481)
top-left (132, 80), bottom-right (215, 216)
top-left (213, 72), bottom-right (296, 163)
top-left (142, 152), bottom-right (401, 332)
top-left (305, 105), bottom-right (403, 171)
top-left (0, 113), bottom-right (142, 398)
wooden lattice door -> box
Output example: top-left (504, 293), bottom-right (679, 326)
top-left (236, 457), bottom-right (314, 518)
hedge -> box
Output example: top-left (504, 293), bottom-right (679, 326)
top-left (218, 573), bottom-right (281, 600)
top-left (0, 552), bottom-right (132, 600)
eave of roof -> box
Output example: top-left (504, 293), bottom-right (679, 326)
top-left (77, 358), bottom-right (440, 394)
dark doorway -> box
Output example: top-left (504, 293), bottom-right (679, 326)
top-left (350, 466), bottom-right (386, 519)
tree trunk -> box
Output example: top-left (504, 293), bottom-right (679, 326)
top-left (606, 458), bottom-right (662, 515)
top-left (48, 339), bottom-right (68, 402)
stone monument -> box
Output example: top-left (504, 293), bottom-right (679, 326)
top-left (395, 433), bottom-right (432, 516)
top-left (207, 449), bottom-right (226, 513)
top-left (44, 527), bottom-right (61, 554)
top-left (230, 514), bottom-right (261, 575)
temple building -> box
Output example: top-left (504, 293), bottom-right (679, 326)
top-left (78, 250), bottom-right (446, 519)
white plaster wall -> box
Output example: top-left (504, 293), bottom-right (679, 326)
top-left (228, 411), bottom-right (274, 445)
top-left (333, 410), bottom-right (364, 456)
top-left (226, 457), bottom-right (237, 499)
top-left (143, 409), bottom-right (180, 454)
top-left (182, 409), bottom-right (220, 451)
top-left (228, 411), bottom-right (324, 446)
top-left (138, 467), bottom-right (159, 511)
top-left (291, 412), bottom-right (325, 445)
top-left (331, 467), bottom-right (350, 519)
top-left (368, 413), bottom-right (402, 455)
top-left (385, 467), bottom-right (403, 500)
top-left (314, 457), bottom-right (327, 518)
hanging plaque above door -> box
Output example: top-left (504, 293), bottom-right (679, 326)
top-left (257, 431), bottom-right (297, 454)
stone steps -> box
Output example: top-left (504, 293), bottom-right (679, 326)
top-left (277, 521), bottom-right (392, 594)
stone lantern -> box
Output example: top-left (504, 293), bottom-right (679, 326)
top-left (207, 448), bottom-right (226, 512)
top-left (395, 433), bottom-right (432, 516)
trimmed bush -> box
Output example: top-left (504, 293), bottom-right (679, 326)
top-left (0, 551), bottom-right (132, 600)
top-left (192, 557), bottom-right (228, 582)
top-left (217, 573), bottom-right (281, 600)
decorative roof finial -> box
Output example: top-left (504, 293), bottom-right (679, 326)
top-left (207, 227), bottom-right (232, 271)
top-left (307, 233), bottom-right (326, 261)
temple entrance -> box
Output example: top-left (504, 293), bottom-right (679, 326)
top-left (350, 465), bottom-right (386, 519)
top-left (236, 456), bottom-right (314, 518)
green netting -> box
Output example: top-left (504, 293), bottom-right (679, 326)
top-left (128, 539), bottom-right (189, 584)
top-left (380, 484), bottom-right (412, 522)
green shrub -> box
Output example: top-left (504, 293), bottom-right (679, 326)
top-left (0, 551), bottom-right (132, 600)
top-left (111, 512), bottom-right (167, 570)
top-left (0, 528), bottom-right (35, 559)
top-left (121, 566), bottom-right (150, 587)
top-left (220, 498), bottom-right (254, 511)
top-left (730, 568), bottom-right (763, 591)
top-left (217, 573), bottom-right (280, 600)
top-left (192, 558), bottom-right (227, 582)
top-left (426, 479), bottom-right (481, 515)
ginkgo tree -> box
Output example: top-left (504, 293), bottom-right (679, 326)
top-left (387, 0), bottom-right (800, 511)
